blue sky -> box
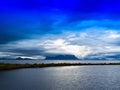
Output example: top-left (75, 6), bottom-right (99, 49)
top-left (0, 0), bottom-right (120, 59)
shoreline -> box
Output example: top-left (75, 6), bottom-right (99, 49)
top-left (1, 62), bottom-right (120, 71)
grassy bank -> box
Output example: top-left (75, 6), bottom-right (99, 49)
top-left (1, 62), bottom-right (120, 71)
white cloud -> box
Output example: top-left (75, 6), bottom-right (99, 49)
top-left (2, 27), bottom-right (119, 59)
top-left (1, 19), bottom-right (120, 59)
top-left (106, 30), bottom-right (120, 39)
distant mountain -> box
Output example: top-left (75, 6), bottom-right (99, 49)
top-left (16, 57), bottom-right (33, 60)
top-left (0, 57), bottom-right (33, 60)
top-left (45, 55), bottom-right (79, 60)
top-left (83, 52), bottom-right (120, 60)
top-left (1, 52), bottom-right (120, 60)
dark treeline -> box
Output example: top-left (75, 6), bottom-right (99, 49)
top-left (1, 62), bottom-right (120, 71)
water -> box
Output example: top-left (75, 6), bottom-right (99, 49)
top-left (1, 60), bottom-right (120, 64)
top-left (1, 65), bottom-right (120, 90)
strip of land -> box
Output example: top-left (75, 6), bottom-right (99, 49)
top-left (1, 62), bottom-right (120, 71)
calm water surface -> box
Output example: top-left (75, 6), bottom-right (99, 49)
top-left (0, 65), bottom-right (120, 90)
top-left (1, 60), bottom-right (120, 64)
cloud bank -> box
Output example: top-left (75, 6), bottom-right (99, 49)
top-left (1, 24), bottom-right (120, 59)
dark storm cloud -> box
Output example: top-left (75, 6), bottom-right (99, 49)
top-left (0, 32), bottom-right (23, 44)
top-left (7, 49), bottom-right (44, 56)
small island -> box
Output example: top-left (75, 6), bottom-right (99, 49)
top-left (1, 62), bottom-right (120, 71)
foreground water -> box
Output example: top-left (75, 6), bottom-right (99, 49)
top-left (1, 65), bottom-right (120, 90)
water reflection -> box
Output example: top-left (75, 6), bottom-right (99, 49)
top-left (1, 66), bottom-right (120, 90)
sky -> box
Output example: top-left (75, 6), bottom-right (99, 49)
top-left (0, 0), bottom-right (120, 59)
